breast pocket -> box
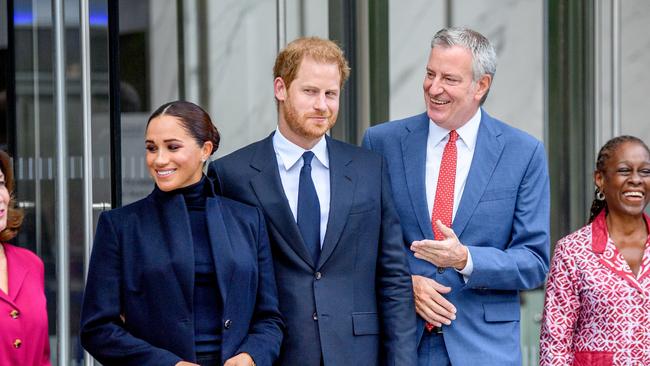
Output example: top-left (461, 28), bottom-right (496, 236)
top-left (479, 188), bottom-right (517, 202)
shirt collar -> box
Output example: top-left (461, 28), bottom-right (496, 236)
top-left (591, 209), bottom-right (650, 254)
top-left (273, 127), bottom-right (330, 170)
top-left (428, 107), bottom-right (481, 151)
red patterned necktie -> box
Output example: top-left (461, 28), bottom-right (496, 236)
top-left (425, 129), bottom-right (458, 332)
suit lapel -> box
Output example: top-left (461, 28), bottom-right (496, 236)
top-left (453, 111), bottom-right (504, 237)
top-left (249, 135), bottom-right (316, 267)
top-left (206, 197), bottom-right (234, 306)
top-left (318, 137), bottom-right (355, 268)
top-left (151, 190), bottom-right (194, 312)
top-left (402, 113), bottom-right (434, 239)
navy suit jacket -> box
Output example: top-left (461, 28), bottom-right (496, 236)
top-left (362, 111), bottom-right (550, 365)
top-left (209, 134), bottom-right (417, 366)
top-left (80, 181), bottom-right (283, 366)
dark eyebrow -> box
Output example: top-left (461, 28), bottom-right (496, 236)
top-left (145, 138), bottom-right (183, 144)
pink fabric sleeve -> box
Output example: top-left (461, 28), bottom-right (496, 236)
top-left (539, 239), bottom-right (580, 366)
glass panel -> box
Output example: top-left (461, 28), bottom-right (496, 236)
top-left (202, 0), bottom-right (278, 156)
top-left (619, 0), bottom-right (650, 216)
top-left (120, 0), bottom-right (332, 206)
top-left (118, 0), bottom-right (160, 205)
top-left (11, 0), bottom-right (111, 364)
top-left (12, 2), bottom-right (57, 362)
top-left (388, 0), bottom-right (445, 120)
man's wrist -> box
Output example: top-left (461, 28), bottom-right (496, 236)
top-left (454, 245), bottom-right (469, 270)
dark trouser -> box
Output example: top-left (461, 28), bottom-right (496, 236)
top-left (418, 331), bottom-right (451, 366)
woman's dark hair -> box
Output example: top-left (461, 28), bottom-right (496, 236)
top-left (0, 150), bottom-right (24, 241)
top-left (588, 135), bottom-right (650, 223)
top-left (146, 100), bottom-right (220, 155)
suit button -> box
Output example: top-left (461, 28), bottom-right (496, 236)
top-left (9, 310), bottom-right (19, 319)
top-left (437, 267), bottom-right (445, 274)
top-left (312, 312), bottom-right (318, 321)
top-left (13, 339), bottom-right (22, 349)
top-left (224, 319), bottom-right (232, 329)
top-left (315, 272), bottom-right (322, 280)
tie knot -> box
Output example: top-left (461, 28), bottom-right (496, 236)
top-left (302, 151), bottom-right (315, 167)
top-left (448, 130), bottom-right (458, 143)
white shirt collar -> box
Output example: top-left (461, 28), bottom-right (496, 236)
top-left (273, 128), bottom-right (330, 170)
top-left (428, 108), bottom-right (482, 151)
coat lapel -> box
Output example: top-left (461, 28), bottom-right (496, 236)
top-left (591, 211), bottom-right (650, 292)
top-left (318, 137), bottom-right (355, 268)
top-left (249, 134), bottom-right (316, 267)
top-left (0, 244), bottom-right (29, 305)
top-left (151, 189), bottom-right (194, 312)
top-left (402, 113), bottom-right (434, 239)
top-left (206, 197), bottom-right (235, 306)
top-left (453, 112), bottom-right (504, 238)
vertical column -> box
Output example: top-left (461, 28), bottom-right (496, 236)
top-left (547, 0), bottom-right (596, 241)
top-left (367, 0), bottom-right (388, 128)
top-left (80, 0), bottom-right (93, 278)
top-left (329, 0), bottom-right (357, 143)
top-left (52, 0), bottom-right (70, 364)
top-left (277, 0), bottom-right (286, 50)
top-left (611, 0), bottom-right (621, 137)
top-left (594, 0), bottom-right (621, 149)
top-left (80, 1), bottom-right (95, 364)
top-left (31, 0), bottom-right (43, 256)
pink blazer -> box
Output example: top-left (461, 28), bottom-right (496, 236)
top-left (540, 211), bottom-right (650, 366)
top-left (0, 243), bottom-right (51, 366)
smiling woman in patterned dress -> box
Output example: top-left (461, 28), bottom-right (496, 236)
top-left (540, 135), bottom-right (650, 366)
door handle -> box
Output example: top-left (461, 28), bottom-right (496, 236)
top-left (92, 202), bottom-right (111, 211)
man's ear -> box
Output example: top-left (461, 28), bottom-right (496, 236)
top-left (474, 74), bottom-right (492, 102)
top-left (274, 77), bottom-right (288, 102)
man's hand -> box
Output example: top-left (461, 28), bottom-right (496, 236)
top-left (224, 353), bottom-right (255, 366)
top-left (412, 275), bottom-right (456, 327)
top-left (175, 362), bottom-right (199, 366)
top-left (410, 220), bottom-right (468, 270)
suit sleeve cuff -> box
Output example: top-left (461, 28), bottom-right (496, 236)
top-left (455, 247), bottom-right (473, 282)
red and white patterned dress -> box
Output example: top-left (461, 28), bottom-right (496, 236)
top-left (539, 211), bottom-right (650, 366)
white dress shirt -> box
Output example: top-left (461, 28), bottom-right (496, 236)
top-left (273, 128), bottom-right (330, 247)
top-left (425, 108), bottom-right (481, 278)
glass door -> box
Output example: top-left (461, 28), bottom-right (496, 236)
top-left (9, 0), bottom-right (112, 364)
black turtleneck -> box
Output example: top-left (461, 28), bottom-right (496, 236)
top-left (175, 176), bottom-right (222, 355)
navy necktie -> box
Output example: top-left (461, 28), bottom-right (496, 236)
top-left (297, 151), bottom-right (321, 265)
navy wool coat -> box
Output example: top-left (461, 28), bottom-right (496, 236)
top-left (80, 182), bottom-right (284, 366)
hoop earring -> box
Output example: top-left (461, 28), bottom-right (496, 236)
top-left (596, 187), bottom-right (605, 201)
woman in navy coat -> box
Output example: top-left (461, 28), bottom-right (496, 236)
top-left (81, 101), bottom-right (283, 366)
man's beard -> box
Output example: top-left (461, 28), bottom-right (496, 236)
top-left (282, 97), bottom-right (337, 140)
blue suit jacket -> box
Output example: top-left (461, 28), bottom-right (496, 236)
top-left (80, 181), bottom-right (283, 366)
top-left (362, 111), bottom-right (550, 365)
top-left (209, 134), bottom-right (417, 366)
